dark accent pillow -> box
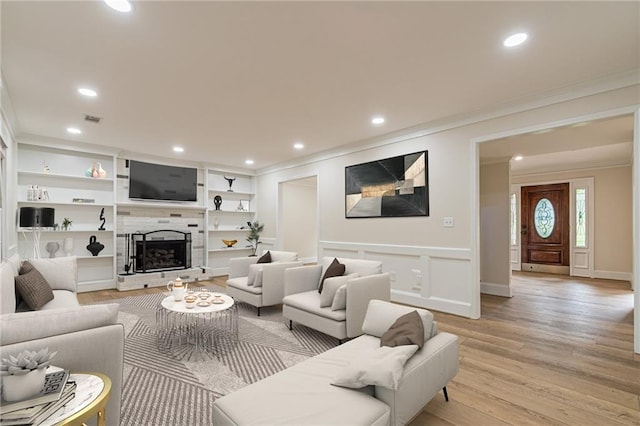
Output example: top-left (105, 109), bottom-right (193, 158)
top-left (380, 311), bottom-right (425, 349)
top-left (318, 258), bottom-right (345, 293)
top-left (14, 262), bottom-right (54, 310)
top-left (257, 251), bottom-right (272, 264)
top-left (15, 260), bottom-right (36, 307)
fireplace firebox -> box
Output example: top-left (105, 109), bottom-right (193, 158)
top-left (132, 230), bottom-right (191, 273)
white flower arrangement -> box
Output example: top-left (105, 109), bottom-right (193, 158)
top-left (0, 348), bottom-right (57, 376)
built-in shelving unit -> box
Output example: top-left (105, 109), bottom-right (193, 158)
top-left (206, 170), bottom-right (256, 276)
top-left (16, 143), bottom-right (117, 291)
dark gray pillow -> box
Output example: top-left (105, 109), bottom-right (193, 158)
top-left (14, 262), bottom-right (54, 310)
top-left (257, 251), bottom-right (272, 264)
top-left (380, 310), bottom-right (425, 349)
top-left (318, 258), bottom-right (345, 293)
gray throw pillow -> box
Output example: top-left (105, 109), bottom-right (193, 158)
top-left (257, 251), bottom-right (272, 264)
top-left (380, 310), bottom-right (425, 349)
top-left (14, 262), bottom-right (54, 310)
top-left (318, 258), bottom-right (345, 293)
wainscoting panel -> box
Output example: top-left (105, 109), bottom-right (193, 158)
top-left (320, 241), bottom-right (473, 318)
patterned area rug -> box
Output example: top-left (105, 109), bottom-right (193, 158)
top-left (113, 287), bottom-right (338, 425)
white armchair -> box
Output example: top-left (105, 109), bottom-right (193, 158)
top-left (226, 251), bottom-right (302, 316)
top-left (282, 257), bottom-right (391, 341)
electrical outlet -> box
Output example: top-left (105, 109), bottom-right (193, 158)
top-left (443, 217), bottom-right (454, 227)
top-left (389, 271), bottom-right (397, 281)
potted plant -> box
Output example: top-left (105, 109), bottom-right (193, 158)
top-left (0, 348), bottom-right (56, 402)
top-left (245, 221), bottom-right (264, 256)
top-left (62, 218), bottom-right (72, 231)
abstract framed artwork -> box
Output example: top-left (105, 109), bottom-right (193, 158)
top-left (345, 150), bottom-right (429, 218)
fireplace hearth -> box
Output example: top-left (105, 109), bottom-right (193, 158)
top-left (132, 230), bottom-right (192, 273)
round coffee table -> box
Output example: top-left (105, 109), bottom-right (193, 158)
top-left (156, 291), bottom-right (238, 361)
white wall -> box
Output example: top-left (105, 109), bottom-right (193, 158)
top-left (0, 75), bottom-right (19, 259)
top-left (257, 83), bottom-right (639, 320)
top-left (480, 161), bottom-right (511, 297)
top-left (280, 177), bottom-right (317, 262)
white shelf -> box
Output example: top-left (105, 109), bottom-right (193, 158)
top-left (76, 255), bottom-right (114, 260)
top-left (209, 228), bottom-right (251, 232)
top-left (116, 202), bottom-right (205, 210)
top-left (18, 200), bottom-right (113, 207)
top-left (208, 247), bottom-right (252, 253)
top-left (18, 171), bottom-right (114, 183)
top-left (208, 209), bottom-right (255, 214)
top-left (18, 229), bottom-right (113, 233)
top-left (208, 189), bottom-right (255, 197)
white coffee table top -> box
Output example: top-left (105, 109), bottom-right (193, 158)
top-left (160, 293), bottom-right (234, 313)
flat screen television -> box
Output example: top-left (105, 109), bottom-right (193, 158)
top-left (128, 160), bottom-right (198, 202)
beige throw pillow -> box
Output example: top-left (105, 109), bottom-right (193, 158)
top-left (15, 262), bottom-right (54, 310)
top-left (331, 284), bottom-right (347, 311)
top-left (380, 310), bottom-right (425, 349)
top-left (320, 274), bottom-right (357, 308)
top-left (332, 345), bottom-right (419, 390)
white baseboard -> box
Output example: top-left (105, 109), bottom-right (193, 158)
top-left (480, 281), bottom-right (512, 297)
top-left (593, 270), bottom-right (633, 283)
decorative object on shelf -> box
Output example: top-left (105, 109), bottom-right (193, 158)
top-left (72, 198), bottom-right (96, 204)
top-left (98, 208), bottom-right (106, 231)
top-left (43, 160), bottom-right (50, 174)
top-left (63, 237), bottom-right (74, 257)
top-left (86, 161), bottom-right (107, 179)
top-left (19, 207), bottom-right (55, 258)
top-left (224, 176), bottom-right (236, 192)
top-left (27, 185), bottom-right (49, 201)
top-left (45, 242), bottom-right (60, 258)
top-left (167, 277), bottom-right (187, 301)
top-left (0, 348), bottom-right (56, 402)
top-left (236, 200), bottom-right (246, 211)
top-left (246, 220), bottom-right (264, 256)
top-left (62, 218), bottom-right (72, 231)
top-left (213, 195), bottom-right (222, 210)
top-left (213, 217), bottom-right (220, 229)
top-left (222, 239), bottom-right (238, 248)
top-left (86, 235), bottom-right (105, 256)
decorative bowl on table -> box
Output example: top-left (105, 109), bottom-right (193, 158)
top-left (184, 295), bottom-right (197, 309)
top-left (198, 290), bottom-right (211, 300)
top-left (222, 239), bottom-right (238, 248)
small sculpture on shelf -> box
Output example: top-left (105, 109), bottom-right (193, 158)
top-left (86, 161), bottom-right (107, 179)
top-left (224, 176), bottom-right (236, 192)
top-left (86, 235), bottom-right (105, 256)
top-left (43, 160), bottom-right (50, 174)
top-left (98, 208), bottom-right (106, 231)
top-left (45, 242), bottom-right (60, 258)
top-left (213, 195), bottom-right (222, 210)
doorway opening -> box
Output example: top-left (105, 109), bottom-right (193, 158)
top-left (278, 175), bottom-right (318, 263)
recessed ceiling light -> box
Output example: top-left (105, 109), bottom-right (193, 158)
top-left (245, 159), bottom-right (254, 165)
top-left (173, 146), bottom-right (184, 153)
top-left (104, 0), bottom-right (133, 13)
top-left (78, 88), bottom-right (97, 97)
top-left (66, 127), bottom-right (82, 134)
top-left (503, 32), bottom-right (528, 48)
top-left (513, 155), bottom-right (524, 161)
top-left (371, 116), bottom-right (385, 125)
top-left (293, 142), bottom-right (304, 150)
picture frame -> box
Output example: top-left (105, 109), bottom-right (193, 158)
top-left (345, 150), bottom-right (429, 218)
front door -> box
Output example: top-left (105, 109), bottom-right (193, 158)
top-left (521, 183), bottom-right (570, 274)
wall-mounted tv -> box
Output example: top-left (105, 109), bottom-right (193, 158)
top-left (128, 160), bottom-right (197, 202)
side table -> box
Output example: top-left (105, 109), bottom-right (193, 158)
top-left (40, 372), bottom-right (111, 426)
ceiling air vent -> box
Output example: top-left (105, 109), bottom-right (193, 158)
top-left (84, 114), bottom-right (102, 124)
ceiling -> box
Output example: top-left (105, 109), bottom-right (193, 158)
top-left (2, 1), bottom-right (639, 171)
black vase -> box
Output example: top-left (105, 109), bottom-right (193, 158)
top-left (86, 235), bottom-right (105, 256)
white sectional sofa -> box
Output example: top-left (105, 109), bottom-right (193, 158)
top-left (0, 255), bottom-right (124, 425)
top-left (213, 300), bottom-right (459, 426)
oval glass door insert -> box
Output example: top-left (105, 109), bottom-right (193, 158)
top-left (534, 198), bottom-right (555, 238)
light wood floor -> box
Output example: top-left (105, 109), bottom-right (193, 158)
top-left (79, 272), bottom-right (639, 425)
